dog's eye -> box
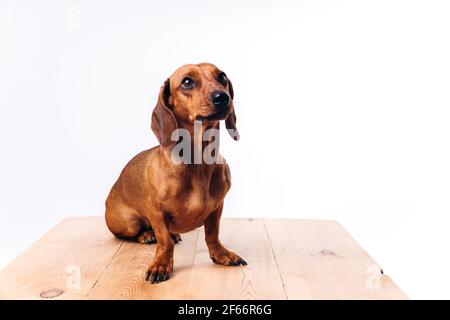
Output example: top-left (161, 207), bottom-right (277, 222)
top-left (217, 72), bottom-right (228, 86)
top-left (180, 77), bottom-right (195, 90)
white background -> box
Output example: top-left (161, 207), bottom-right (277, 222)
top-left (1, 0), bottom-right (450, 299)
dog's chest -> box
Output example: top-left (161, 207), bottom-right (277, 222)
top-left (177, 176), bottom-right (225, 214)
top-left (163, 166), bottom-right (230, 232)
top-left (184, 184), bottom-right (214, 213)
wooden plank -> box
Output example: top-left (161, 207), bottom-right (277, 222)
top-left (184, 218), bottom-right (286, 300)
top-left (264, 219), bottom-right (408, 299)
top-left (0, 217), bottom-right (123, 300)
top-left (89, 218), bottom-right (286, 299)
top-left (0, 217), bottom-right (407, 300)
top-left (88, 228), bottom-right (200, 299)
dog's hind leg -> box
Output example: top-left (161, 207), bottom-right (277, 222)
top-left (135, 228), bottom-right (157, 244)
top-left (170, 233), bottom-right (182, 244)
top-left (114, 221), bottom-right (181, 245)
top-left (137, 228), bottom-right (182, 244)
top-left (105, 198), bottom-right (181, 245)
top-left (105, 198), bottom-right (149, 241)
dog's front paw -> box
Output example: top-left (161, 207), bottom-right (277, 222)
top-left (145, 255), bottom-right (174, 284)
top-left (210, 249), bottom-right (247, 266)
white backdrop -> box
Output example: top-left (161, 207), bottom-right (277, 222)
top-left (1, 0), bottom-right (450, 299)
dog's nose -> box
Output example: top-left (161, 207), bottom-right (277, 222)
top-left (210, 91), bottom-right (230, 110)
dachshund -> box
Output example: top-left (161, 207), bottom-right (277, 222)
top-left (105, 63), bottom-right (246, 284)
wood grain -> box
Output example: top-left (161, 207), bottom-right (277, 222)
top-left (0, 217), bottom-right (123, 299)
top-left (0, 217), bottom-right (407, 299)
top-left (185, 218), bottom-right (286, 299)
top-left (264, 219), bottom-right (408, 299)
top-left (88, 228), bottom-right (200, 299)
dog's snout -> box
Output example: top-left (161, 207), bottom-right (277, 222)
top-left (210, 91), bottom-right (230, 109)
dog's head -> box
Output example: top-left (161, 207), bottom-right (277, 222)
top-left (151, 63), bottom-right (239, 147)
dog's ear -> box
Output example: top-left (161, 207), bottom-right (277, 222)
top-left (225, 79), bottom-right (240, 141)
top-left (151, 79), bottom-right (178, 147)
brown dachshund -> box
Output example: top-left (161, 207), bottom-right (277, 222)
top-left (105, 63), bottom-right (246, 284)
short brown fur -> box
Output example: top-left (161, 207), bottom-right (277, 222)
top-left (105, 63), bottom-right (245, 284)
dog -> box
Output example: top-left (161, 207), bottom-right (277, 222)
top-left (105, 63), bottom-right (246, 284)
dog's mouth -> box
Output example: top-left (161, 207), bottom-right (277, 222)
top-left (196, 109), bottom-right (229, 121)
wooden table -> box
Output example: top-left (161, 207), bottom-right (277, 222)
top-left (0, 217), bottom-right (407, 300)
